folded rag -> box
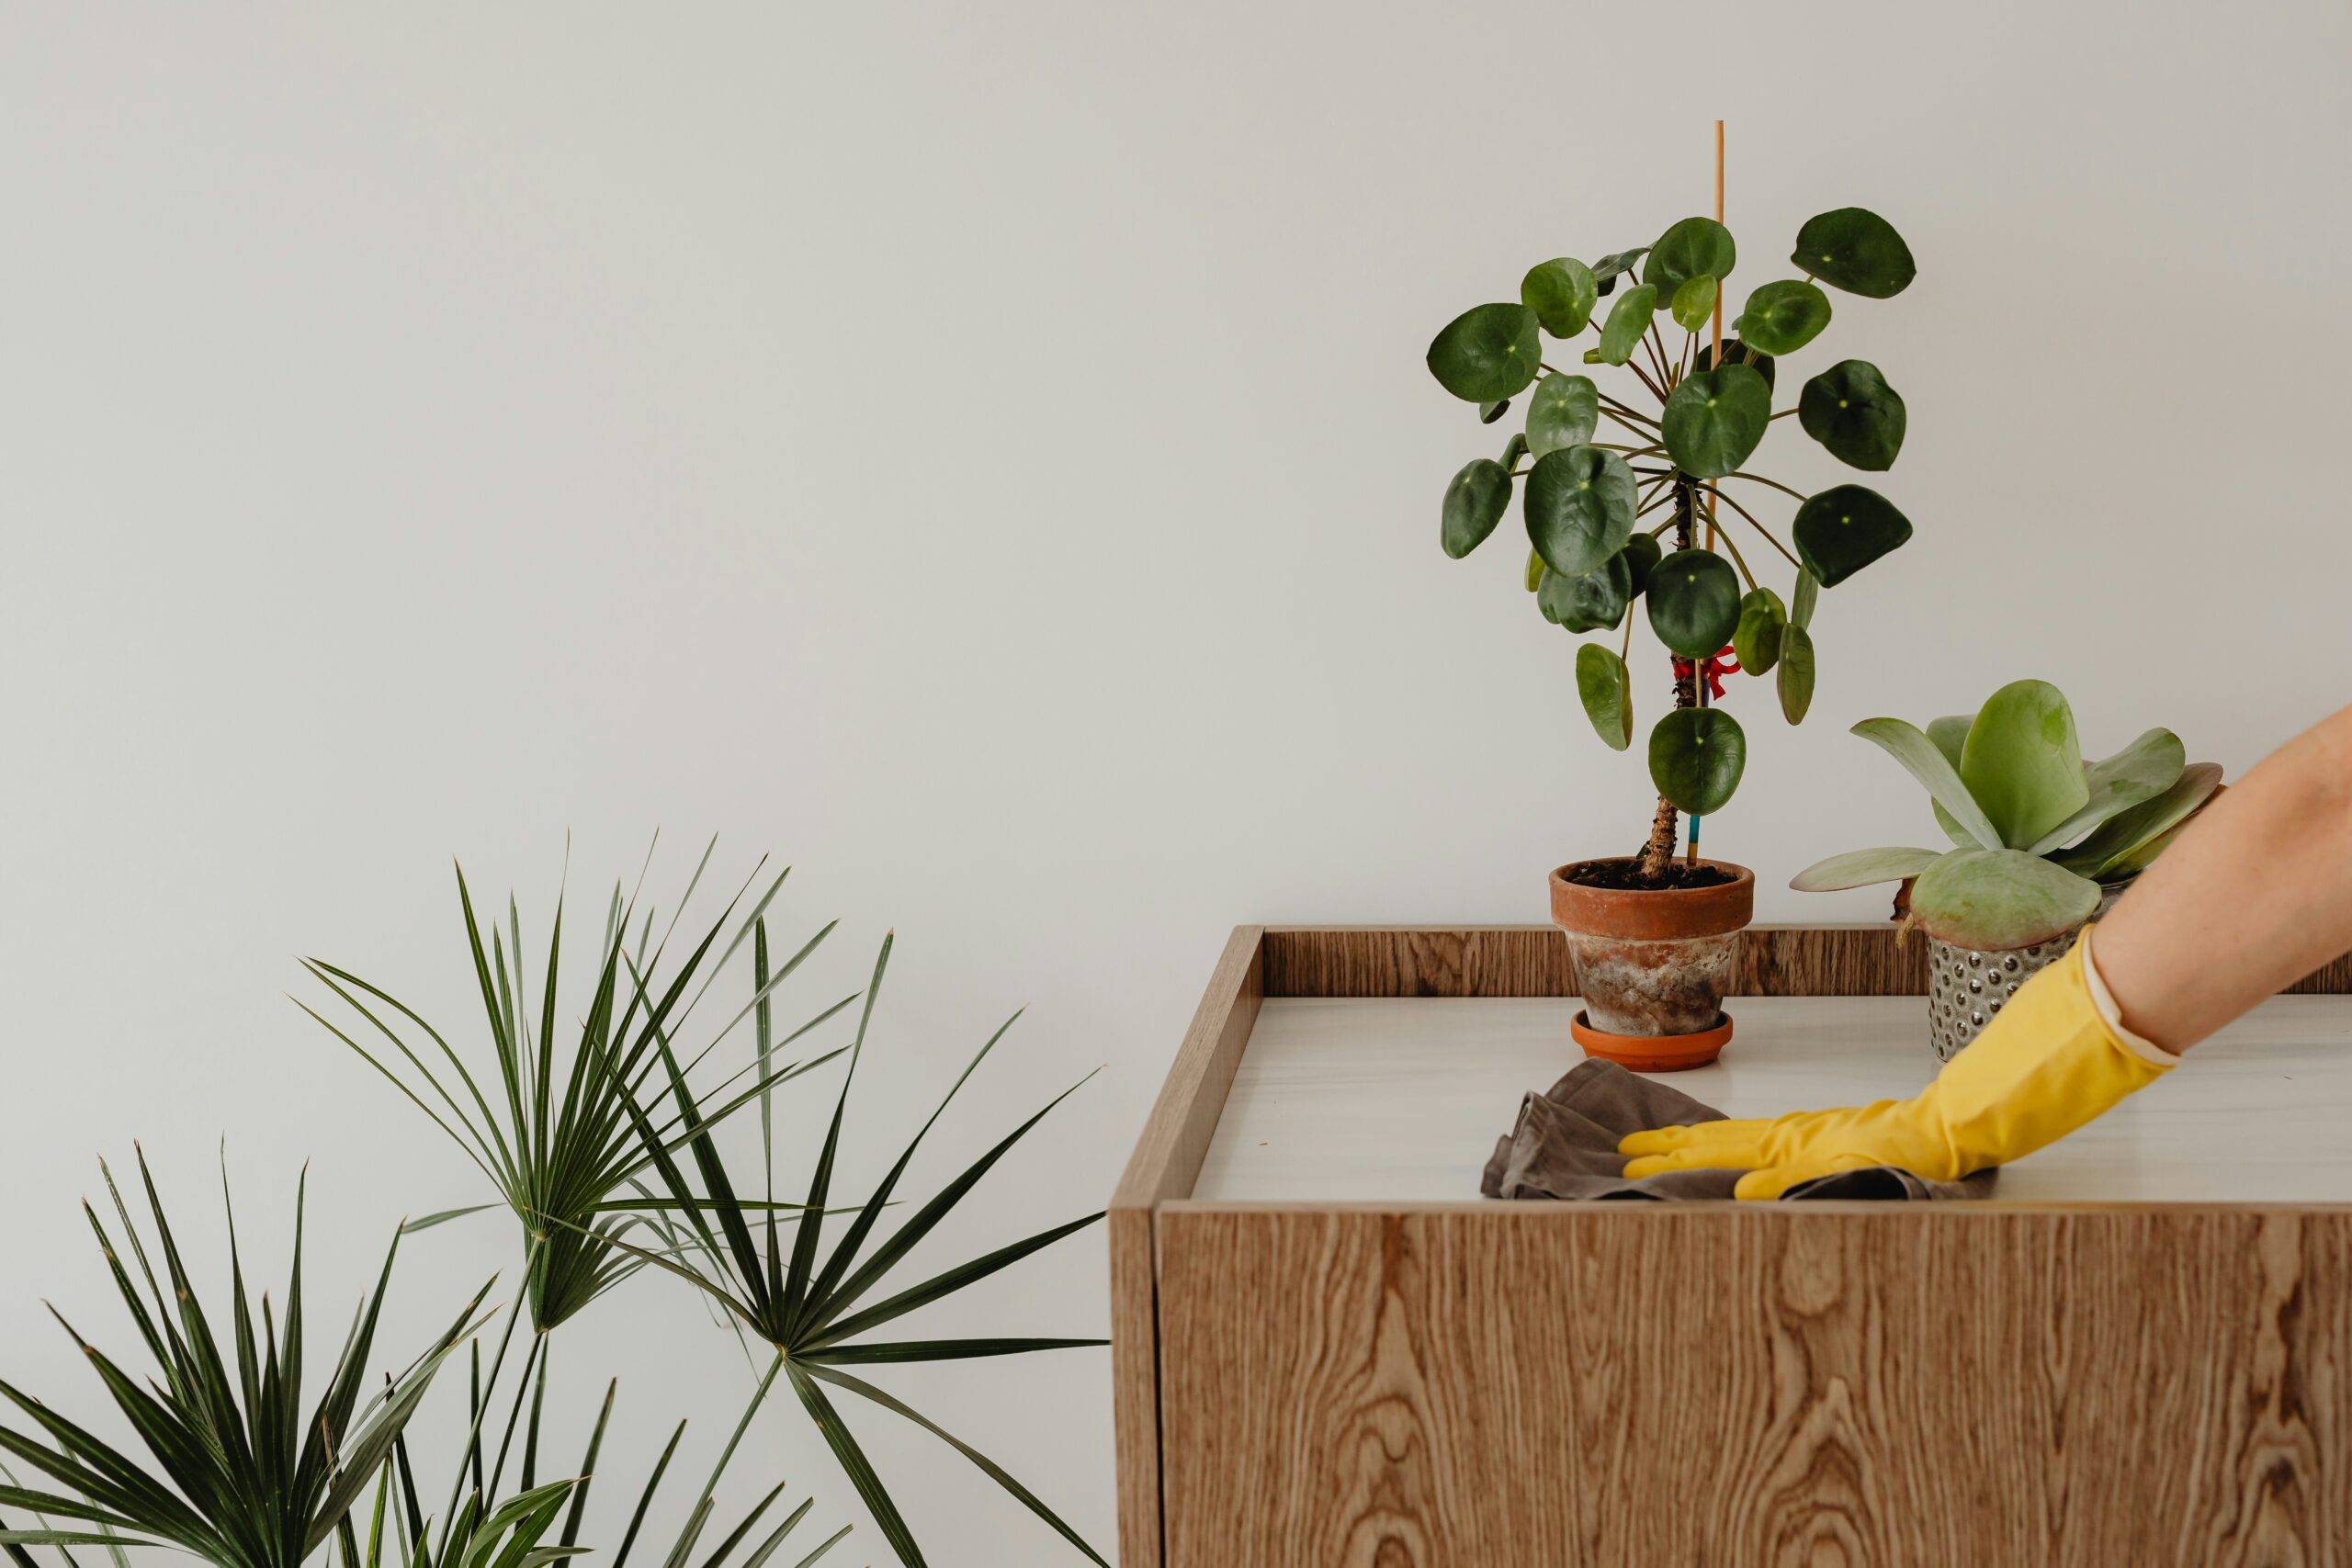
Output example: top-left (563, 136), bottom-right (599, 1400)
top-left (1480, 1058), bottom-right (1996, 1201)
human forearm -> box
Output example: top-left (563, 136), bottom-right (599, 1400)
top-left (2094, 702), bottom-right (2352, 1055)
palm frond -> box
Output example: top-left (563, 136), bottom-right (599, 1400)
top-left (0, 1153), bottom-right (488, 1568)
top-left (360, 1347), bottom-right (843, 1568)
top-left (300, 846), bottom-right (851, 1332)
top-left (615, 930), bottom-right (1107, 1566)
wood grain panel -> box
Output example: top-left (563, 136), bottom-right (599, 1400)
top-left (2290, 951), bottom-right (2352, 994)
top-left (1108, 926), bottom-right (1263, 1568)
top-left (1261, 923), bottom-right (1927, 998)
top-left (1156, 1204), bottom-right (2352, 1566)
top-left (1261, 924), bottom-right (2352, 999)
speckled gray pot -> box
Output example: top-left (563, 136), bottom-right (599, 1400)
top-left (1924, 883), bottom-right (2130, 1062)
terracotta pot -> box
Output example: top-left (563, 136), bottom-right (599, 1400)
top-left (1549, 858), bottom-right (1756, 1069)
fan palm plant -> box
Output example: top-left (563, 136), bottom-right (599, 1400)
top-left (349, 1345), bottom-right (851, 1568)
top-left (604, 930), bottom-right (1106, 1568)
top-left (299, 845), bottom-right (854, 1334)
top-left (0, 1153), bottom-right (490, 1568)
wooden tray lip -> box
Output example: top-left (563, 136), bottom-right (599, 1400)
top-left (1114, 921), bottom-right (2352, 1215)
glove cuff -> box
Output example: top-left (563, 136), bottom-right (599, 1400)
top-left (2077, 923), bottom-right (2177, 1069)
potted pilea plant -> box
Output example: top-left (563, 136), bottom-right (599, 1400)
top-left (1427, 203), bottom-right (1920, 1067)
top-left (1791, 677), bottom-right (2223, 1060)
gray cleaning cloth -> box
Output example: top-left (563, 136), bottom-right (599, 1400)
top-left (1480, 1058), bottom-right (1996, 1201)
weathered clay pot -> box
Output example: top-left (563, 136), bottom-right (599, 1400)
top-left (1550, 858), bottom-right (1756, 1069)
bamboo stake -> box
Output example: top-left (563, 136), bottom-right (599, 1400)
top-left (1689, 121), bottom-right (1725, 870)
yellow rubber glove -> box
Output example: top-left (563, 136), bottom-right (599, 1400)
top-left (1618, 931), bottom-right (2173, 1200)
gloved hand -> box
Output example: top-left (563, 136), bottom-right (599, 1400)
top-left (1618, 931), bottom-right (2173, 1200)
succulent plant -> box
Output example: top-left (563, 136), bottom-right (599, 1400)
top-left (1427, 202), bottom-right (1922, 879)
top-left (1791, 679), bottom-right (2222, 949)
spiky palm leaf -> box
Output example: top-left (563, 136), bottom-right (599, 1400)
top-left (605, 930), bottom-right (1107, 1567)
top-left (0, 1152), bottom-right (490, 1568)
top-left (354, 1340), bottom-right (849, 1568)
top-left (300, 844), bottom-right (853, 1331)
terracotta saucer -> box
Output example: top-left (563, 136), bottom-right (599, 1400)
top-left (1570, 1009), bottom-right (1733, 1073)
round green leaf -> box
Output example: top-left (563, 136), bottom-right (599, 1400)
top-left (1590, 246), bottom-right (1650, 297)
top-left (1498, 432), bottom-right (1530, 468)
top-left (1539, 550), bottom-right (1633, 632)
top-left (1576, 644), bottom-right (1634, 751)
top-left (1427, 303), bottom-right (1542, 402)
top-left (1799, 359), bottom-right (1906, 470)
top-left (1734, 280), bottom-right (1832, 355)
top-left (1526, 374), bottom-right (1600, 457)
top-left (1790, 845), bottom-right (1947, 894)
top-left (1521, 257), bottom-right (1599, 337)
top-left (1778, 623), bottom-right (1816, 723)
top-left (1596, 285), bottom-right (1657, 367)
top-left (1792, 484), bottom-right (1913, 586)
top-left (1618, 533), bottom-right (1662, 596)
top-left (1693, 337), bottom-right (1774, 392)
top-left (1523, 446), bottom-right (1636, 576)
top-left (1793, 208), bottom-right (1917, 299)
top-left (1649, 706), bottom-right (1747, 816)
top-left (1442, 458), bottom-right (1511, 558)
top-left (1644, 217), bottom-right (1736, 303)
top-left (1523, 547), bottom-right (1544, 592)
top-left (1909, 849), bottom-right (2100, 951)
top-left (1732, 587), bottom-right (1786, 675)
top-left (1645, 547), bottom-right (1741, 657)
top-left (1660, 362), bottom-right (1771, 479)
top-left (1670, 276), bottom-right (1718, 333)
top-left (1479, 399), bottom-right (1511, 424)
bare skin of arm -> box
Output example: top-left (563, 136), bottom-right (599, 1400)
top-left (2096, 701), bottom-right (2352, 1055)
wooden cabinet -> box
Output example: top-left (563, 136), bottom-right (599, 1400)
top-left (1110, 925), bottom-right (2352, 1566)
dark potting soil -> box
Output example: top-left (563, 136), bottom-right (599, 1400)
top-left (1567, 859), bottom-right (1738, 893)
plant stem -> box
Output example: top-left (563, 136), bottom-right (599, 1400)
top-left (1724, 469), bottom-right (1808, 502)
top-left (1713, 521), bottom-right (1758, 591)
top-left (1710, 485), bottom-right (1804, 570)
top-left (1601, 407), bottom-right (1660, 442)
top-left (435, 1283), bottom-right (534, 1557)
top-left (699, 1353), bottom-right (784, 1506)
top-left (1636, 479), bottom-right (1702, 881)
top-left (1599, 388), bottom-right (1656, 421)
top-left (1596, 391), bottom-right (1660, 426)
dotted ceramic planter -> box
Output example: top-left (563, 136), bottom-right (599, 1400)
top-left (1924, 883), bottom-right (2129, 1063)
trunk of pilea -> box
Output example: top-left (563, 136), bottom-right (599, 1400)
top-left (1635, 478), bottom-right (1702, 881)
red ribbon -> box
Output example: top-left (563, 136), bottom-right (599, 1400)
top-left (1671, 644), bottom-right (1741, 701)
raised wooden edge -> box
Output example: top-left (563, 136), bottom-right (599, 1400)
top-left (1261, 922), bottom-right (2352, 999)
top-left (1108, 925), bottom-right (1264, 1568)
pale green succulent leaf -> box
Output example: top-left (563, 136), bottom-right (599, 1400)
top-left (1850, 717), bottom-right (2002, 849)
top-left (2053, 761), bottom-right (2224, 879)
top-left (1789, 846), bottom-right (1946, 894)
top-left (2026, 728), bottom-right (2187, 855)
top-left (1909, 849), bottom-right (2102, 951)
top-left (1960, 680), bottom-right (2087, 849)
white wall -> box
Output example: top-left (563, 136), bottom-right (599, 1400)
top-left (4, 3), bottom-right (2347, 1562)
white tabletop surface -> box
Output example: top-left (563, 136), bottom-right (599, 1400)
top-left (1189, 995), bottom-right (2352, 1204)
